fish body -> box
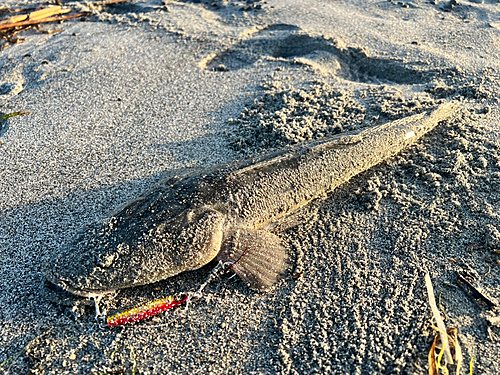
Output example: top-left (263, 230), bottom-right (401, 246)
top-left (45, 103), bottom-right (458, 295)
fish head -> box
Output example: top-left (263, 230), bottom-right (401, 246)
top-left (45, 206), bottom-right (226, 296)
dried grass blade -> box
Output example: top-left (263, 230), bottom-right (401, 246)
top-left (2, 14), bottom-right (28, 24)
top-left (0, 111), bottom-right (29, 121)
top-left (425, 272), bottom-right (453, 364)
top-left (0, 6), bottom-right (72, 25)
top-left (28, 6), bottom-right (71, 22)
top-left (428, 327), bottom-right (463, 375)
top-left (428, 335), bottom-right (438, 375)
top-left (0, 13), bottom-right (90, 30)
top-left (447, 328), bottom-right (463, 375)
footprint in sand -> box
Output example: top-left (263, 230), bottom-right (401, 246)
top-left (0, 75), bottom-right (25, 101)
top-left (200, 23), bottom-right (434, 85)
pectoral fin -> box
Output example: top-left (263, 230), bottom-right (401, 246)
top-left (217, 229), bottom-right (288, 291)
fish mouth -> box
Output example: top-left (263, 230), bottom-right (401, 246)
top-left (44, 252), bottom-right (147, 297)
top-left (43, 236), bottom-right (139, 297)
top-left (45, 280), bottom-right (116, 298)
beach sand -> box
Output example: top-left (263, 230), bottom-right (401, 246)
top-left (1, 0), bottom-right (499, 373)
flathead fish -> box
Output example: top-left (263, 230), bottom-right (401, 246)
top-left (45, 102), bottom-right (458, 296)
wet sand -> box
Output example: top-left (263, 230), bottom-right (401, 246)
top-left (1, 0), bottom-right (499, 374)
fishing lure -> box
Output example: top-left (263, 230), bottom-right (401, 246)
top-left (107, 256), bottom-right (244, 326)
top-left (107, 294), bottom-right (189, 327)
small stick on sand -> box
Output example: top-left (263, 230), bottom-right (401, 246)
top-left (0, 6), bottom-right (71, 25)
top-left (425, 272), bottom-right (453, 364)
top-left (0, 13), bottom-right (90, 30)
top-left (456, 272), bottom-right (498, 309)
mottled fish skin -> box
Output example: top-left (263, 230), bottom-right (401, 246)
top-left (45, 103), bottom-right (458, 295)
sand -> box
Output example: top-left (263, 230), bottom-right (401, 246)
top-left (0, 0), bottom-right (499, 374)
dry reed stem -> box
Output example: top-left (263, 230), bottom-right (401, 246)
top-left (0, 12), bottom-right (89, 30)
top-left (425, 273), bottom-right (453, 364)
